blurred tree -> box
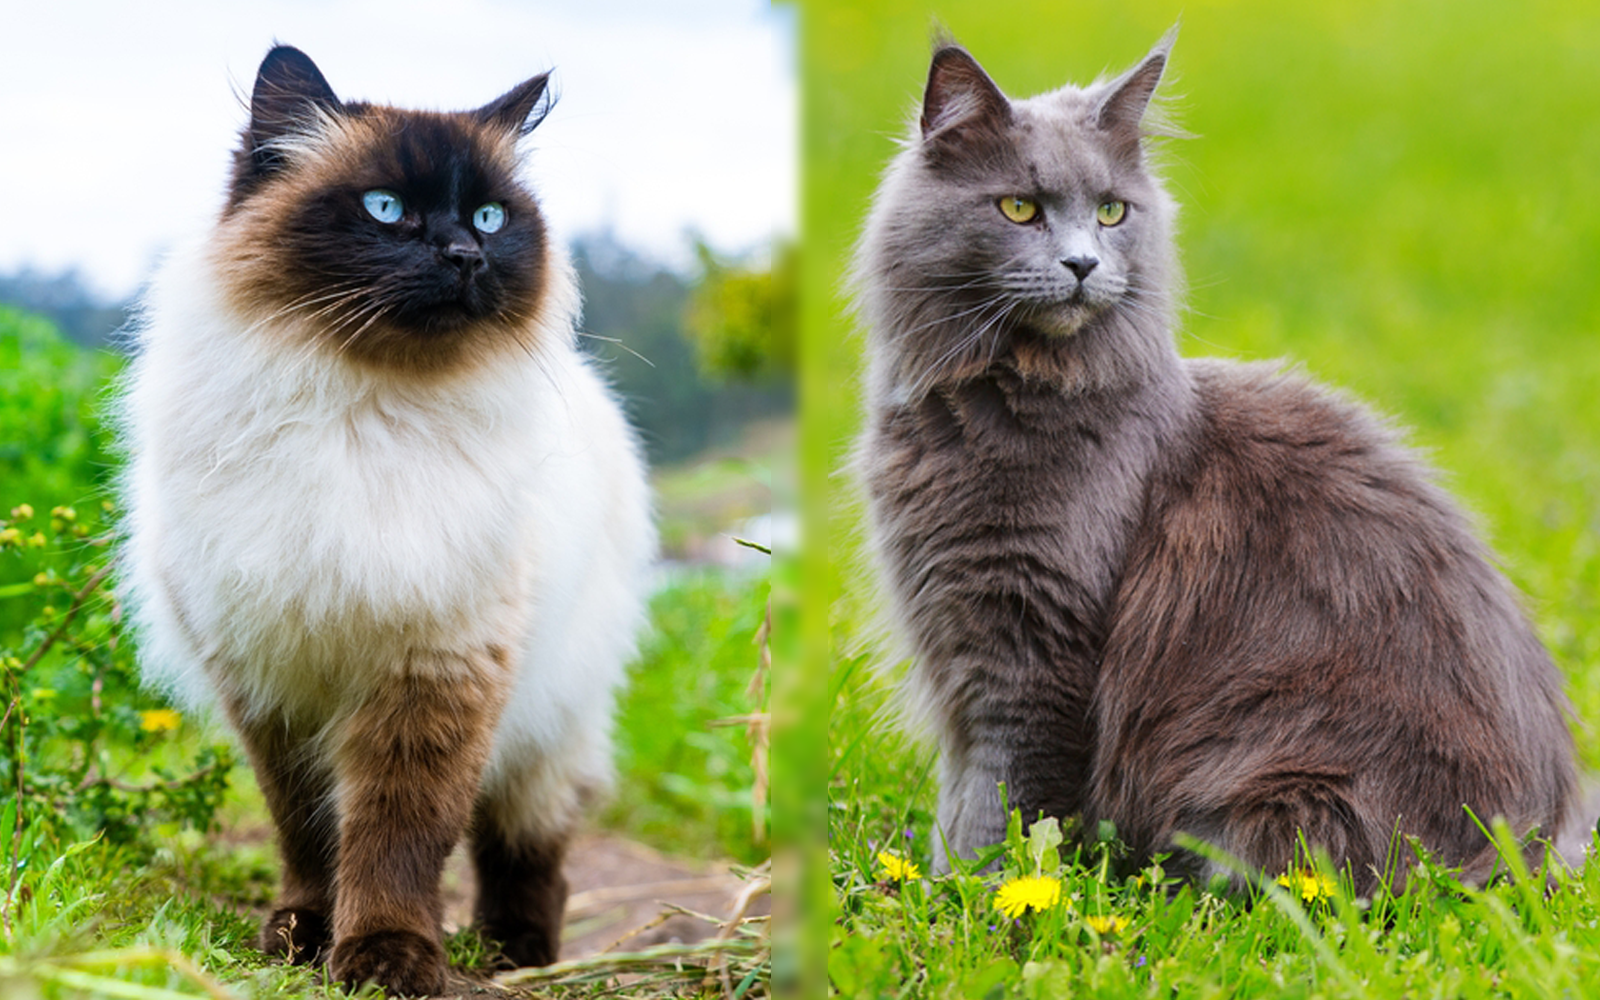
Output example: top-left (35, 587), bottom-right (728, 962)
top-left (0, 269), bottom-right (132, 348)
top-left (684, 239), bottom-right (796, 383)
top-left (571, 235), bottom-right (792, 467)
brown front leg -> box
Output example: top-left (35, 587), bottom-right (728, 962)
top-left (327, 653), bottom-right (510, 995)
top-left (223, 700), bottom-right (337, 964)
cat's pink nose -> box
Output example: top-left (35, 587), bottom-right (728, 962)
top-left (1061, 255), bottom-right (1099, 280)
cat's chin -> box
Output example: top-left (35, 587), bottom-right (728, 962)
top-left (1021, 303), bottom-right (1098, 339)
top-left (394, 301), bottom-right (492, 337)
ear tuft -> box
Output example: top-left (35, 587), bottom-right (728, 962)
top-left (1094, 29), bottom-right (1177, 160)
top-left (474, 72), bottom-right (555, 137)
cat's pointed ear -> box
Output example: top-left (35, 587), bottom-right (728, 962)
top-left (248, 46), bottom-right (343, 151)
top-left (474, 72), bottom-right (555, 137)
top-left (228, 46), bottom-right (345, 207)
top-left (920, 44), bottom-right (1012, 144)
top-left (1094, 30), bottom-right (1175, 161)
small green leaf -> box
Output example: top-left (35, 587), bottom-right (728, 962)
top-left (1027, 816), bottom-right (1063, 875)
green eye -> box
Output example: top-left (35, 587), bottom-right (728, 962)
top-left (1096, 200), bottom-right (1127, 226)
top-left (473, 202), bottom-right (506, 234)
top-left (362, 189), bottom-right (403, 224)
top-left (998, 197), bottom-right (1039, 224)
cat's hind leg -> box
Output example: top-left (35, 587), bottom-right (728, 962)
top-left (1171, 772), bottom-right (1385, 895)
top-left (470, 735), bottom-right (609, 968)
top-left (468, 805), bottom-right (570, 968)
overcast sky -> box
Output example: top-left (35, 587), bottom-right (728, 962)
top-left (0, 0), bottom-right (795, 300)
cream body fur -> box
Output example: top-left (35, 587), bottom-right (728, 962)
top-left (119, 236), bottom-right (654, 837)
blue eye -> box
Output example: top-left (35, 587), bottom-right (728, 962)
top-left (473, 202), bottom-right (506, 234)
top-left (362, 190), bottom-right (403, 224)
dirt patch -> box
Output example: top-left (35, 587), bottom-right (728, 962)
top-left (439, 831), bottom-right (763, 959)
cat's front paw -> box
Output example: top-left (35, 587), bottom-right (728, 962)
top-left (330, 929), bottom-right (446, 995)
top-left (260, 906), bottom-right (331, 964)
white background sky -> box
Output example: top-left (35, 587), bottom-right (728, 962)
top-left (0, 0), bottom-right (796, 300)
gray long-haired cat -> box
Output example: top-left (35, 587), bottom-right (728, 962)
top-left (855, 33), bottom-right (1578, 889)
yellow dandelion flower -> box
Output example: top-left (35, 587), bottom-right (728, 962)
top-left (877, 852), bottom-right (921, 882)
top-left (994, 875), bottom-right (1063, 919)
top-left (10, 504), bottom-right (34, 520)
top-left (1276, 869), bottom-right (1337, 903)
top-left (1085, 914), bottom-right (1129, 935)
top-left (0, 527), bottom-right (20, 546)
top-left (139, 709), bottom-right (182, 733)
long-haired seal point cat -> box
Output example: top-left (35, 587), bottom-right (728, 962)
top-left (856, 32), bottom-right (1577, 890)
top-left (118, 46), bottom-right (654, 993)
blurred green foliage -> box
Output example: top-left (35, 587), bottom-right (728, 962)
top-left (686, 239), bottom-right (798, 382)
top-left (573, 237), bottom-right (793, 465)
top-left (0, 498), bottom-right (234, 872)
top-left (0, 307), bottom-right (119, 513)
top-left (0, 311), bottom-right (121, 650)
top-left (606, 571), bottom-right (770, 864)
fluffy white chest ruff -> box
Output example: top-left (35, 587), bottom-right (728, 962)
top-left (118, 244), bottom-right (654, 739)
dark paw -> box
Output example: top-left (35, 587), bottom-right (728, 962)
top-left (260, 906), bottom-right (331, 964)
top-left (331, 929), bottom-right (446, 996)
top-left (483, 923), bottom-right (559, 969)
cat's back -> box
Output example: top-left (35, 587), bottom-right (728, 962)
top-left (1092, 357), bottom-right (1574, 872)
top-left (1158, 359), bottom-right (1455, 543)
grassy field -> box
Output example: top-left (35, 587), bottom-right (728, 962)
top-left (0, 308), bottom-right (773, 997)
top-left (803, 0), bottom-right (1600, 996)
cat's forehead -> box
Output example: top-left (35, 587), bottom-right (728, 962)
top-left (281, 105), bottom-right (524, 194)
top-left (1007, 87), bottom-right (1130, 195)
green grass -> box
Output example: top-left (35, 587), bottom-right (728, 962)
top-left (607, 570), bottom-right (772, 865)
top-left (804, 0), bottom-right (1600, 996)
